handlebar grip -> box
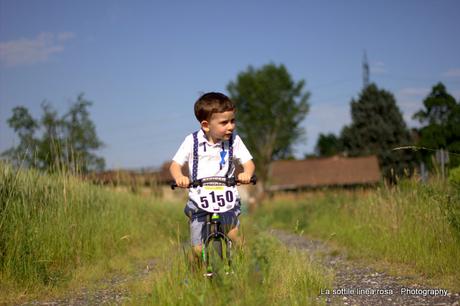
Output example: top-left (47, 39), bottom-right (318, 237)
top-left (234, 175), bottom-right (257, 185)
top-left (170, 180), bottom-right (202, 189)
top-left (170, 182), bottom-right (193, 190)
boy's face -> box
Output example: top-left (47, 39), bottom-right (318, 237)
top-left (201, 110), bottom-right (235, 143)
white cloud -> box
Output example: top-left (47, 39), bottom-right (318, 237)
top-left (300, 102), bottom-right (351, 153)
top-left (371, 61), bottom-right (387, 75)
top-left (398, 87), bottom-right (430, 97)
top-left (396, 88), bottom-right (428, 127)
top-left (442, 68), bottom-right (460, 77)
top-left (57, 32), bottom-right (75, 42)
top-left (0, 32), bottom-right (75, 66)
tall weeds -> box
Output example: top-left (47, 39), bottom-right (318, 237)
top-left (256, 179), bottom-right (460, 289)
top-left (132, 225), bottom-right (331, 305)
top-left (1, 162), bottom-right (330, 304)
top-left (0, 161), bottom-right (183, 291)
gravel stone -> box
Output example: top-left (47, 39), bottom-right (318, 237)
top-left (21, 259), bottom-right (157, 306)
top-left (270, 229), bottom-right (460, 306)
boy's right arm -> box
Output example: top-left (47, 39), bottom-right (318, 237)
top-left (169, 161), bottom-right (190, 188)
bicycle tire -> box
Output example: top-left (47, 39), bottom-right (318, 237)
top-left (205, 238), bottom-right (224, 275)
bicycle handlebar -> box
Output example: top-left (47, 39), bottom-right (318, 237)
top-left (170, 175), bottom-right (257, 190)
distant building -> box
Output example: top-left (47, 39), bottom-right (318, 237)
top-left (269, 155), bottom-right (381, 191)
top-left (85, 169), bottom-right (161, 186)
top-left (88, 155), bottom-right (381, 192)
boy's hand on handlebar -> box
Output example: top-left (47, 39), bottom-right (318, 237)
top-left (175, 176), bottom-right (190, 188)
top-left (237, 172), bottom-right (252, 184)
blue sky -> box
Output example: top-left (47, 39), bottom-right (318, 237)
top-left (1, 0), bottom-right (459, 170)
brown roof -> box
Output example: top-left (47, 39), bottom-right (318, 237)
top-left (87, 156), bottom-right (380, 189)
top-left (270, 155), bottom-right (380, 190)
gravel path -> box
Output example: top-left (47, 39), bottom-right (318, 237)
top-left (21, 259), bottom-right (157, 306)
top-left (19, 230), bottom-right (460, 306)
top-left (270, 229), bottom-right (460, 306)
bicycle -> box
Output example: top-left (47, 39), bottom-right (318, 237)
top-left (171, 175), bottom-right (256, 277)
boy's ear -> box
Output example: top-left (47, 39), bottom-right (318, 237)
top-left (200, 120), bottom-right (210, 132)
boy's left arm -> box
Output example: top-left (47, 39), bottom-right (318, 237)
top-left (237, 160), bottom-right (255, 184)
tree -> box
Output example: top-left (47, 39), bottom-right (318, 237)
top-left (37, 102), bottom-right (64, 170)
top-left (227, 63), bottom-right (310, 199)
top-left (315, 133), bottom-right (341, 157)
top-left (2, 94), bottom-right (105, 173)
top-left (412, 83), bottom-right (460, 168)
top-left (3, 106), bottom-right (40, 168)
top-left (340, 83), bottom-right (414, 182)
top-left (62, 94), bottom-right (105, 172)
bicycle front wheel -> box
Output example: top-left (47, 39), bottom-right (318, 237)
top-left (205, 238), bottom-right (223, 276)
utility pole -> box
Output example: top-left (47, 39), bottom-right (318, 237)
top-left (436, 148), bottom-right (449, 179)
top-left (363, 50), bottom-right (370, 89)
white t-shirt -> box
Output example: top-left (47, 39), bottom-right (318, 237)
top-left (172, 129), bottom-right (253, 199)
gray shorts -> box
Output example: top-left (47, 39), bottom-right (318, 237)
top-left (184, 200), bottom-right (241, 246)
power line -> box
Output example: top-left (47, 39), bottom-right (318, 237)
top-left (392, 146), bottom-right (460, 157)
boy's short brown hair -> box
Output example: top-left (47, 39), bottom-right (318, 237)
top-left (194, 92), bottom-right (235, 122)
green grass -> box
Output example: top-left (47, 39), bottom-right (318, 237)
top-left (0, 162), bottom-right (331, 305)
top-left (255, 180), bottom-right (460, 290)
top-left (0, 162), bottom-right (185, 302)
top-left (129, 222), bottom-right (331, 306)
top-left (3, 160), bottom-right (459, 303)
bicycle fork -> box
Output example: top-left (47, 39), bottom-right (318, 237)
top-left (202, 213), bottom-right (233, 276)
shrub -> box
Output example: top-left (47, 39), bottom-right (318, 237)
top-left (448, 166), bottom-right (460, 188)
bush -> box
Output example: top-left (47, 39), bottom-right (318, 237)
top-left (448, 166), bottom-right (460, 188)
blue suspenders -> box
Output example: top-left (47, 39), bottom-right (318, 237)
top-left (192, 131), bottom-right (233, 181)
top-left (227, 135), bottom-right (234, 178)
top-left (192, 131), bottom-right (199, 181)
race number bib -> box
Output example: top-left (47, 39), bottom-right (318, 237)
top-left (190, 185), bottom-right (238, 213)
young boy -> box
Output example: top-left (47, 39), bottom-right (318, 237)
top-left (169, 92), bottom-right (255, 258)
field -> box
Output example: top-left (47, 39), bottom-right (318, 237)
top-left (1, 162), bottom-right (459, 304)
top-left (0, 162), bottom-right (330, 305)
top-left (255, 180), bottom-right (460, 291)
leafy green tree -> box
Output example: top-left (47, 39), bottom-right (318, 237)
top-left (413, 83), bottom-right (460, 168)
top-left (315, 133), bottom-right (340, 157)
top-left (2, 106), bottom-right (40, 168)
top-left (2, 94), bottom-right (105, 173)
top-left (227, 63), bottom-right (310, 195)
top-left (340, 83), bottom-right (414, 182)
top-left (37, 102), bottom-right (64, 170)
top-left (62, 94), bottom-right (105, 172)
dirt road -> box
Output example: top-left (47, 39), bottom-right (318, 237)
top-left (271, 229), bottom-right (460, 306)
top-left (22, 229), bottom-right (460, 305)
